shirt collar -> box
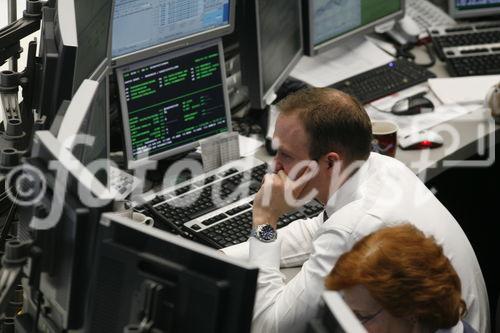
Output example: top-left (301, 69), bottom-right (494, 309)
top-left (324, 155), bottom-right (371, 218)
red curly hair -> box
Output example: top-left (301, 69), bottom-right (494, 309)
top-left (325, 224), bottom-right (466, 331)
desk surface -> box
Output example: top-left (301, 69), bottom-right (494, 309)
top-left (388, 46), bottom-right (499, 181)
top-left (257, 45), bottom-right (499, 183)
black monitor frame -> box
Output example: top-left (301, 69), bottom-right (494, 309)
top-left (238, 0), bottom-right (304, 110)
top-left (302, 0), bottom-right (405, 56)
top-left (45, 0), bottom-right (78, 125)
top-left (84, 212), bottom-right (258, 332)
top-left (115, 38), bottom-right (232, 169)
top-left (111, 0), bottom-right (235, 68)
top-left (37, 6), bottom-right (59, 125)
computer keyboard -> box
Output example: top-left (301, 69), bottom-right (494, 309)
top-left (406, 0), bottom-right (456, 39)
top-left (447, 54), bottom-right (500, 76)
top-left (429, 22), bottom-right (500, 76)
top-left (135, 156), bottom-right (324, 249)
top-left (329, 59), bottom-right (436, 104)
top-left (196, 200), bottom-right (323, 248)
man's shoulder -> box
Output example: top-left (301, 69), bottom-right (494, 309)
top-left (368, 153), bottom-right (415, 176)
top-left (322, 200), bottom-right (381, 234)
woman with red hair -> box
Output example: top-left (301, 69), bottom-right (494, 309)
top-left (325, 224), bottom-right (476, 333)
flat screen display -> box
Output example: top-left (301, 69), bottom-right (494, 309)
top-left (112, 0), bottom-right (230, 59)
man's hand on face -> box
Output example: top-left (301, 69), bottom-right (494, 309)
top-left (252, 161), bottom-right (319, 229)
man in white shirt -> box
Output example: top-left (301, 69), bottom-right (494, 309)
top-left (223, 88), bottom-right (489, 333)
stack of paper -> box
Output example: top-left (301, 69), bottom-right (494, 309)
top-left (428, 75), bottom-right (500, 104)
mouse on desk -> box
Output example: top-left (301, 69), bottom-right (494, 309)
top-left (399, 130), bottom-right (444, 150)
top-left (391, 93), bottom-right (434, 116)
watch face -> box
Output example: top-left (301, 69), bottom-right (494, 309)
top-left (259, 224), bottom-right (276, 241)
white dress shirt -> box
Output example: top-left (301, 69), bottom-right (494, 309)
top-left (223, 153), bottom-right (489, 333)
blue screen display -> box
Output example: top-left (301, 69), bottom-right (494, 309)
top-left (112, 0), bottom-right (230, 58)
top-left (455, 0), bottom-right (500, 10)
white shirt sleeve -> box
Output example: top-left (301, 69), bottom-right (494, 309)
top-left (222, 216), bottom-right (322, 267)
top-left (248, 226), bottom-right (353, 333)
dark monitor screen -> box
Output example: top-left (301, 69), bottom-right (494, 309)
top-left (111, 0), bottom-right (234, 67)
top-left (116, 40), bottom-right (231, 168)
top-left (85, 213), bottom-right (258, 333)
top-left (72, 0), bottom-right (113, 92)
top-left (304, 0), bottom-right (404, 56)
top-left (449, 0), bottom-right (500, 18)
top-left (239, 0), bottom-right (303, 109)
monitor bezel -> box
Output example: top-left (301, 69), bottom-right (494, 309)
top-left (448, 0), bottom-right (500, 18)
top-left (116, 39), bottom-right (232, 170)
top-left (303, 0), bottom-right (405, 56)
top-left (54, 69), bottom-right (110, 188)
top-left (56, 0), bottom-right (78, 49)
top-left (241, 0), bottom-right (304, 109)
top-left (56, 79), bottom-right (99, 149)
top-left (321, 291), bottom-right (368, 333)
top-left (110, 0), bottom-right (235, 68)
top-left (100, 212), bottom-right (257, 270)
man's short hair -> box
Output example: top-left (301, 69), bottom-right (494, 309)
top-left (277, 88), bottom-right (373, 164)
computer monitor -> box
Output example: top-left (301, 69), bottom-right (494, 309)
top-left (52, 67), bottom-right (110, 186)
top-left (84, 212), bottom-right (258, 332)
top-left (238, 0), bottom-right (303, 109)
top-left (448, 0), bottom-right (500, 19)
top-left (18, 130), bottom-right (112, 331)
top-left (36, 0), bottom-right (112, 126)
top-left (303, 0), bottom-right (405, 56)
top-left (37, 1), bottom-right (77, 125)
top-left (307, 291), bottom-right (368, 333)
top-left (111, 0), bottom-right (235, 67)
top-left (72, 0), bottom-right (113, 92)
top-left (116, 39), bottom-right (231, 169)
top-left (71, 66), bottom-right (110, 186)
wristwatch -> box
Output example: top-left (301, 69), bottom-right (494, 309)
top-left (250, 224), bottom-right (277, 243)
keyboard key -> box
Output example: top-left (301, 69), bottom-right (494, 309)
top-left (226, 203), bottom-right (252, 216)
top-left (200, 213), bottom-right (227, 226)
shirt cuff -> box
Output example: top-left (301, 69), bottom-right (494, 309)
top-left (249, 236), bottom-right (282, 269)
top-left (222, 240), bottom-right (250, 260)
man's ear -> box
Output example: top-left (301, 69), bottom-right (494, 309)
top-left (325, 152), bottom-right (340, 169)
